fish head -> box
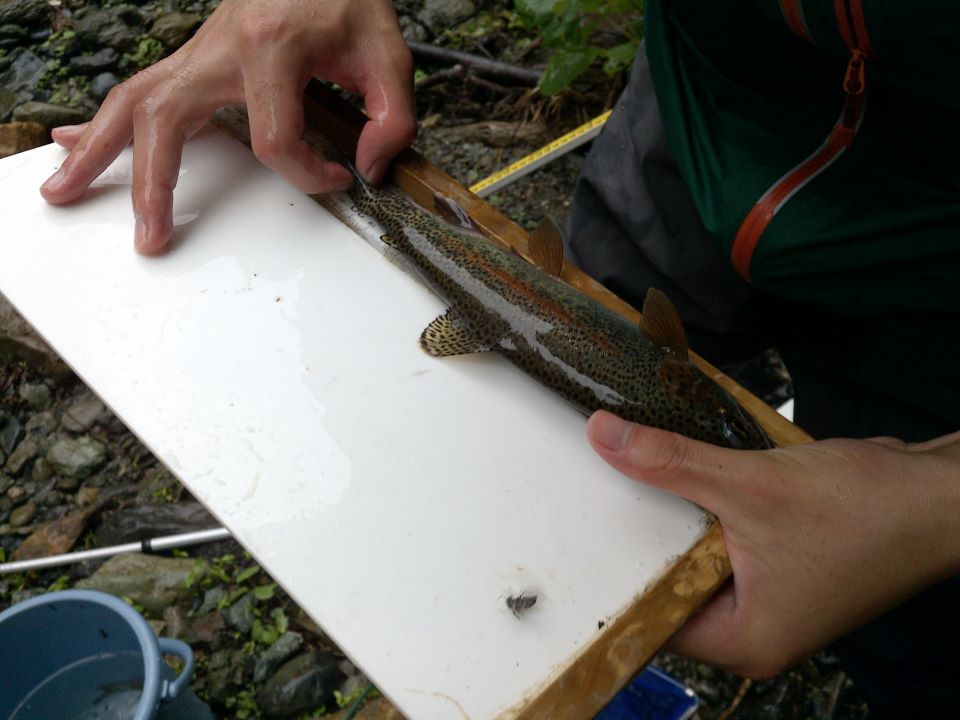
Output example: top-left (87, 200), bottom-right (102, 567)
top-left (658, 358), bottom-right (773, 449)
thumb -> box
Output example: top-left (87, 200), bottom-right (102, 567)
top-left (586, 410), bottom-right (740, 514)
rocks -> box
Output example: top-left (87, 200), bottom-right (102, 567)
top-left (258, 652), bottom-right (346, 719)
top-left (68, 47), bottom-right (120, 75)
top-left (75, 553), bottom-right (202, 616)
top-left (416, 0), bottom-right (476, 35)
top-left (18, 381), bottom-right (51, 410)
top-left (0, 120), bottom-right (46, 158)
top-left (151, 12), bottom-right (203, 49)
top-left (0, 0), bottom-right (49, 27)
top-left (12, 100), bottom-right (91, 129)
top-left (90, 72), bottom-right (120, 101)
top-left (0, 49), bottom-right (45, 94)
top-left (9, 505), bottom-right (96, 560)
top-left (224, 590), bottom-right (257, 633)
top-left (94, 501), bottom-right (216, 545)
top-left (60, 390), bottom-right (108, 432)
top-left (71, 5), bottom-right (143, 51)
top-left (253, 631), bottom-right (304, 683)
top-left (0, 412), bottom-right (21, 458)
top-left (4, 436), bottom-right (38, 475)
top-left (46, 435), bottom-right (107, 479)
top-left (8, 499), bottom-right (35, 526)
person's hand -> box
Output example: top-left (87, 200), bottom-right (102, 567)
top-left (39, 0), bottom-right (416, 254)
top-left (586, 410), bottom-right (960, 678)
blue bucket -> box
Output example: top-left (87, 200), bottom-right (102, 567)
top-left (0, 589), bottom-right (214, 720)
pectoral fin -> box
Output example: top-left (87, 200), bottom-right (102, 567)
top-left (420, 309), bottom-right (490, 357)
top-left (528, 215), bottom-right (565, 276)
top-left (433, 193), bottom-right (482, 234)
top-left (639, 288), bottom-right (689, 357)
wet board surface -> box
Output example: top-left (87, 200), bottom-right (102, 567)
top-left (0, 129), bottom-right (707, 719)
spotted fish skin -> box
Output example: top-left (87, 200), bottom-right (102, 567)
top-left (350, 183), bottom-right (771, 450)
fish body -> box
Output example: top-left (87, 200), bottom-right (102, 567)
top-left (350, 183), bottom-right (770, 450)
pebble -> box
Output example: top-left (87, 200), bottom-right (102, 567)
top-left (12, 101), bottom-right (90, 129)
top-left (150, 12), bottom-right (203, 48)
top-left (25, 409), bottom-right (57, 437)
top-left (5, 437), bottom-right (38, 475)
top-left (0, 413), bottom-right (21, 456)
top-left (253, 631), bottom-right (304, 683)
top-left (74, 553), bottom-right (202, 616)
top-left (0, 0), bottom-right (50, 27)
top-left (46, 435), bottom-right (107, 479)
top-left (60, 391), bottom-right (107, 432)
top-left (18, 381), bottom-right (50, 410)
top-left (258, 652), bottom-right (345, 719)
top-left (31, 457), bottom-right (54, 483)
top-left (90, 72), bottom-right (119, 102)
top-left (67, 47), bottom-right (120, 75)
top-left (75, 485), bottom-right (99, 507)
top-left (416, 0), bottom-right (476, 35)
top-left (224, 591), bottom-right (257, 634)
top-left (9, 500), bottom-right (36, 527)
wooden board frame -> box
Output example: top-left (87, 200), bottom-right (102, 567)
top-left (213, 80), bottom-right (814, 719)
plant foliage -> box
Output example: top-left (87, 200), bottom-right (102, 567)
top-left (515, 0), bottom-right (644, 94)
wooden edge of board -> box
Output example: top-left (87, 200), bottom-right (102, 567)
top-left (213, 81), bottom-right (814, 718)
top-left (501, 521), bottom-right (730, 720)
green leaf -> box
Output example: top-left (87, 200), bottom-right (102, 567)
top-left (270, 608), bottom-right (288, 635)
top-left (252, 583), bottom-right (276, 601)
top-left (603, 40), bottom-right (638, 74)
top-left (538, 46), bottom-right (601, 95)
top-left (235, 564), bottom-right (260, 584)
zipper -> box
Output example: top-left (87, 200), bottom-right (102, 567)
top-left (730, 0), bottom-right (875, 282)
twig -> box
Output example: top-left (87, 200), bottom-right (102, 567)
top-left (408, 41), bottom-right (542, 85)
top-left (716, 678), bottom-right (753, 720)
top-left (824, 671), bottom-right (846, 720)
top-left (465, 73), bottom-right (513, 95)
top-left (414, 64), bottom-right (466, 91)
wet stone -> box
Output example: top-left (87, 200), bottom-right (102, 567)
top-left (68, 48), bottom-right (120, 75)
top-left (74, 553), bottom-right (202, 617)
top-left (197, 585), bottom-right (227, 615)
top-left (10, 505), bottom-right (95, 561)
top-left (204, 648), bottom-right (247, 703)
top-left (9, 500), bottom-right (36, 526)
top-left (90, 72), bottom-right (119, 102)
top-left (258, 651), bottom-right (346, 718)
top-left (0, 474), bottom-right (12, 494)
top-left (35, 487), bottom-right (63, 507)
top-left (5, 436), bottom-right (39, 475)
top-left (95, 501), bottom-right (214, 545)
top-left (163, 605), bottom-right (194, 643)
top-left (46, 435), bottom-right (107, 479)
top-left (253, 631), bottom-right (304, 683)
top-left (18, 381), bottom-right (51, 410)
top-left (25, 409), bottom-right (57, 437)
top-left (71, 6), bottom-right (142, 51)
top-left (31, 456), bottom-right (54, 483)
top-left (0, 49), bottom-right (45, 94)
top-left (150, 12), bottom-right (203, 48)
top-left (224, 590), bottom-right (257, 634)
top-left (190, 610), bottom-right (225, 645)
top-left (75, 485), bottom-right (99, 507)
top-left (61, 391), bottom-right (107, 432)
top-left (416, 0), bottom-right (476, 35)
top-left (0, 0), bottom-right (50, 27)
top-left (12, 101), bottom-right (90, 130)
top-left (0, 412), bottom-right (21, 456)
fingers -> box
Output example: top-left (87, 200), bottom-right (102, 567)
top-left (39, 81), bottom-right (142, 204)
top-left (353, 37), bottom-right (417, 183)
top-left (50, 123), bottom-right (91, 150)
top-left (586, 410), bottom-right (747, 512)
top-left (243, 53), bottom-right (352, 194)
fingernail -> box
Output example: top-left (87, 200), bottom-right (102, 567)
top-left (41, 172), bottom-right (64, 194)
top-left (590, 412), bottom-right (633, 452)
top-left (134, 217), bottom-right (148, 250)
top-left (361, 158), bottom-right (387, 185)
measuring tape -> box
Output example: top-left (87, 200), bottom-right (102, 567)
top-left (468, 110), bottom-right (611, 198)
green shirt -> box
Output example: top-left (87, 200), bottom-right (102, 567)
top-left (645, 0), bottom-right (960, 312)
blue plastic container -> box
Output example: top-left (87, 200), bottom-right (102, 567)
top-left (597, 665), bottom-right (699, 720)
top-left (0, 589), bottom-right (213, 720)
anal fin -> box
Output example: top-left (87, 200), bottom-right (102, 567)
top-left (419, 309), bottom-right (490, 357)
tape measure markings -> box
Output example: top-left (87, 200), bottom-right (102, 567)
top-left (469, 110), bottom-right (611, 198)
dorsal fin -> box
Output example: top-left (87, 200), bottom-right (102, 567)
top-left (528, 215), bottom-right (564, 276)
top-left (433, 193), bottom-right (481, 234)
top-left (639, 288), bottom-right (688, 357)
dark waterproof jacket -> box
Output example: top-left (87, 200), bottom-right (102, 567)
top-left (645, 0), bottom-right (960, 312)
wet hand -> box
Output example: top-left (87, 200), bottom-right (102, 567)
top-left (39, 0), bottom-right (416, 254)
top-left (587, 410), bottom-right (960, 678)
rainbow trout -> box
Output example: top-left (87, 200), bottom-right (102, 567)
top-left (349, 181), bottom-right (771, 450)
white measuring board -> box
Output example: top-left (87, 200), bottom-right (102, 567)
top-left (0, 128), bottom-right (706, 719)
